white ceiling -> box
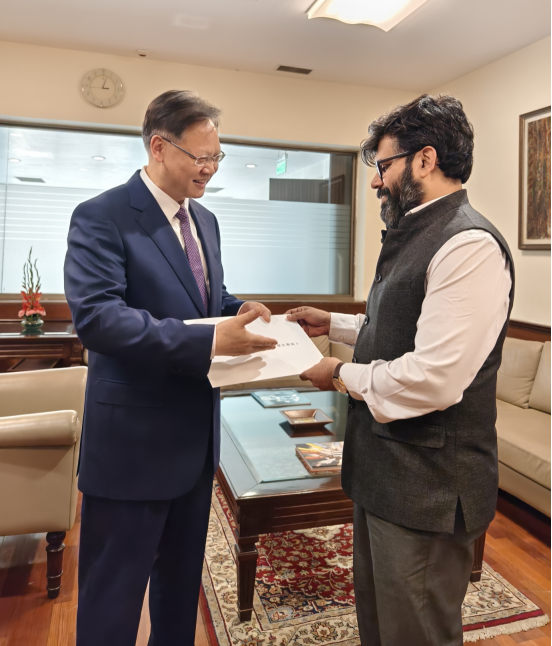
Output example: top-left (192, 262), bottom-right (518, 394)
top-left (0, 0), bottom-right (549, 91)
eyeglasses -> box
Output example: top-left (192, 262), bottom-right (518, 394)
top-left (375, 151), bottom-right (416, 180)
top-left (158, 135), bottom-right (226, 166)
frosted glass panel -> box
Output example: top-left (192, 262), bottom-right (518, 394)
top-left (0, 126), bottom-right (354, 296)
top-left (198, 143), bottom-right (353, 295)
top-left (2, 185), bottom-right (101, 294)
top-left (200, 197), bottom-right (350, 294)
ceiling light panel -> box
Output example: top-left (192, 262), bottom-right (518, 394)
top-left (307, 0), bottom-right (430, 31)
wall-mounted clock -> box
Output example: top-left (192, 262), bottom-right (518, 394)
top-left (82, 69), bottom-right (124, 108)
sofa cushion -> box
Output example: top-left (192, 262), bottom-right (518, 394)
top-left (330, 342), bottom-right (354, 363)
top-left (496, 398), bottom-right (551, 489)
top-left (497, 337), bottom-right (543, 408)
top-left (312, 335), bottom-right (331, 357)
top-left (529, 341), bottom-right (551, 414)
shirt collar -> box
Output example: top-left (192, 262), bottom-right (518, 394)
top-left (405, 195), bottom-right (446, 217)
top-left (140, 167), bottom-right (189, 219)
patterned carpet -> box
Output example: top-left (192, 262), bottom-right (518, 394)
top-left (201, 484), bottom-right (549, 645)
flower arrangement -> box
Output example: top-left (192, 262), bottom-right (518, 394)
top-left (19, 248), bottom-right (46, 330)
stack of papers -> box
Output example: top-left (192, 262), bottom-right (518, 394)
top-left (184, 314), bottom-right (323, 388)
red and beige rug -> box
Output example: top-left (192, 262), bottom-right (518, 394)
top-left (201, 484), bottom-right (549, 645)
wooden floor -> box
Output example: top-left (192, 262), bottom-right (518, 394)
top-left (0, 494), bottom-right (549, 646)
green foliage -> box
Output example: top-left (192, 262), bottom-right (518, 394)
top-left (22, 247), bottom-right (42, 295)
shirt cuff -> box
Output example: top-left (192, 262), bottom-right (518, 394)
top-left (329, 313), bottom-right (360, 347)
top-left (237, 302), bottom-right (246, 315)
top-left (210, 327), bottom-right (217, 360)
top-left (340, 362), bottom-right (366, 395)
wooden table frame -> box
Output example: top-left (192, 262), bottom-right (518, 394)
top-left (217, 419), bottom-right (485, 623)
top-left (0, 321), bottom-right (83, 371)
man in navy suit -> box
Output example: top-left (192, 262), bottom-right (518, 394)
top-left (65, 90), bottom-right (277, 646)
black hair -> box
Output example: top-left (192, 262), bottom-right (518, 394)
top-left (142, 90), bottom-right (220, 151)
top-left (361, 94), bottom-right (475, 184)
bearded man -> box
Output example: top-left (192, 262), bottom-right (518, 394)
top-left (286, 94), bottom-right (514, 646)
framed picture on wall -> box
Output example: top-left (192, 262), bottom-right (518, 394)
top-left (518, 106), bottom-right (551, 250)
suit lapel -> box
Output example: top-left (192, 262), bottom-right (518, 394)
top-left (128, 172), bottom-right (207, 317)
top-left (189, 201), bottom-right (222, 318)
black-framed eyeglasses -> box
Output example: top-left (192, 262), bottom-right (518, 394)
top-left (158, 135), bottom-right (226, 166)
top-left (375, 151), bottom-right (416, 180)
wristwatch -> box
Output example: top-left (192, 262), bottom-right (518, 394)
top-left (332, 362), bottom-right (348, 394)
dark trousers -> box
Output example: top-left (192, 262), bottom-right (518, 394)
top-left (353, 502), bottom-right (486, 646)
top-left (76, 450), bottom-right (214, 646)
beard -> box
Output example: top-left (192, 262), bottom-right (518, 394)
top-left (378, 160), bottom-right (425, 229)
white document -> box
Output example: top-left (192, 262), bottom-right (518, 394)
top-left (184, 314), bottom-right (324, 388)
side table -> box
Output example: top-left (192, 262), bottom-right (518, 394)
top-left (0, 322), bottom-right (83, 372)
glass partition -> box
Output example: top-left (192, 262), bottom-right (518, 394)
top-left (0, 125), bottom-right (355, 296)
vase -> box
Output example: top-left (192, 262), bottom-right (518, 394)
top-left (21, 314), bottom-right (44, 334)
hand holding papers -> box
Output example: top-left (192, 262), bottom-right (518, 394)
top-left (184, 314), bottom-right (325, 388)
top-left (215, 308), bottom-right (277, 356)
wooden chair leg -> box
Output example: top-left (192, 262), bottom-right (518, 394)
top-left (46, 531), bottom-right (66, 598)
top-left (470, 531), bottom-right (486, 582)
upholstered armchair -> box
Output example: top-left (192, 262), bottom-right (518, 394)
top-left (0, 366), bottom-right (87, 598)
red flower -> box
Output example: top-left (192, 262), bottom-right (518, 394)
top-left (19, 293), bottom-right (46, 318)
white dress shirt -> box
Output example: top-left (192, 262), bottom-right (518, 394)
top-left (330, 193), bottom-right (512, 424)
top-left (140, 168), bottom-right (211, 295)
top-left (140, 168), bottom-right (220, 357)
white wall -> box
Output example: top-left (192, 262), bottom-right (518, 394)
top-left (434, 37), bottom-right (551, 326)
top-left (0, 38), bottom-right (550, 323)
top-left (0, 39), bottom-right (414, 300)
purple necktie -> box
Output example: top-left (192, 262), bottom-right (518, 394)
top-left (175, 206), bottom-right (209, 313)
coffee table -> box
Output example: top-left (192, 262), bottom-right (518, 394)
top-left (217, 389), bottom-right (486, 622)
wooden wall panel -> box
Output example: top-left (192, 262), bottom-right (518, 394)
top-left (0, 301), bottom-right (72, 321)
top-left (0, 300), bottom-right (367, 322)
top-left (1, 301), bottom-right (549, 344)
top-left (507, 319), bottom-right (551, 343)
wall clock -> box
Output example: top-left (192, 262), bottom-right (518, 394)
top-left (82, 69), bottom-right (124, 108)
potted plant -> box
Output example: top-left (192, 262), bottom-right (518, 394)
top-left (19, 248), bottom-right (46, 333)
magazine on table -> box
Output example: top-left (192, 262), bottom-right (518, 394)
top-left (295, 441), bottom-right (344, 474)
top-left (252, 390), bottom-right (311, 408)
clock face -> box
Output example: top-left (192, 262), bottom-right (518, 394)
top-left (82, 69), bottom-right (124, 108)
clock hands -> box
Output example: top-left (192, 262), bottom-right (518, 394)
top-left (91, 77), bottom-right (110, 90)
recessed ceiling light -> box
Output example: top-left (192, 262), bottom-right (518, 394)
top-left (10, 133), bottom-right (23, 138)
top-left (9, 158), bottom-right (21, 163)
top-left (245, 164), bottom-right (257, 168)
top-left (307, 0), bottom-right (430, 32)
top-left (92, 156), bottom-right (105, 161)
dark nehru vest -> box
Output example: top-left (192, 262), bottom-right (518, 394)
top-left (342, 190), bottom-right (515, 534)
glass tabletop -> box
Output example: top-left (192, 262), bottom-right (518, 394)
top-left (0, 321), bottom-right (76, 336)
top-left (221, 390), bottom-right (348, 484)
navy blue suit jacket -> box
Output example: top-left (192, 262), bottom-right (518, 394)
top-left (64, 170), bottom-right (243, 500)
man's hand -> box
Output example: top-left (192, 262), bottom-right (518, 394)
top-left (285, 307), bottom-right (331, 338)
top-left (300, 357), bottom-right (341, 390)
top-left (240, 301), bottom-right (271, 322)
top-left (215, 307), bottom-right (277, 357)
